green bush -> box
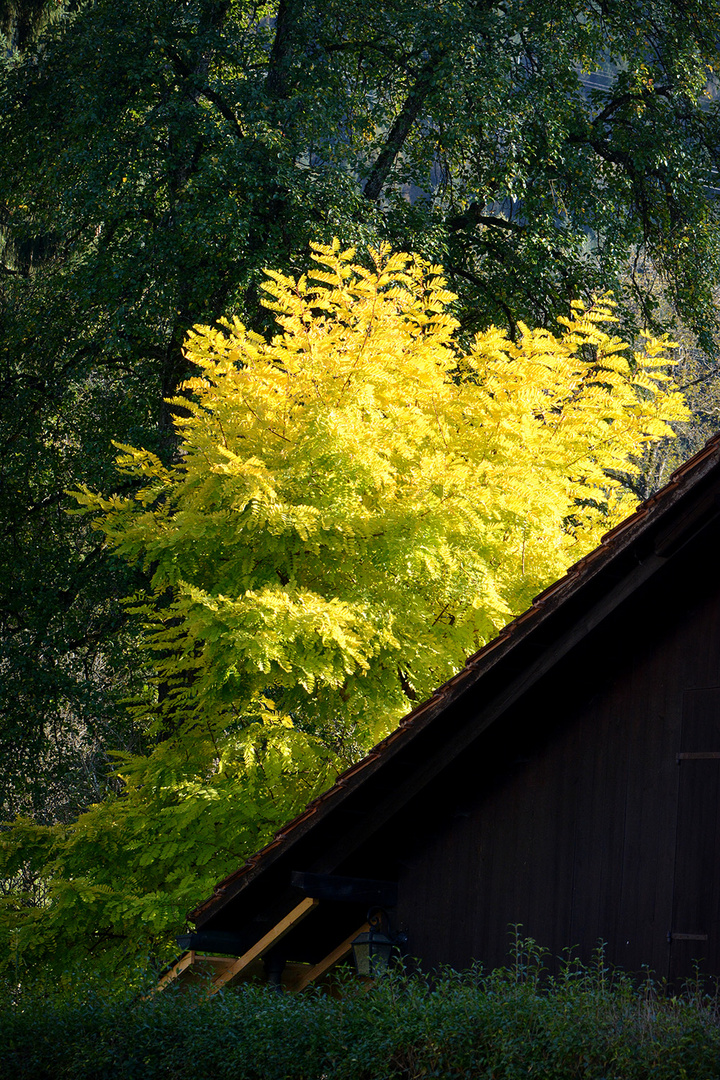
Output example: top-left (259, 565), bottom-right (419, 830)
top-left (2, 949), bottom-right (719, 1080)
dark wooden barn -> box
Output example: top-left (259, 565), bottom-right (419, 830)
top-left (159, 434), bottom-right (720, 994)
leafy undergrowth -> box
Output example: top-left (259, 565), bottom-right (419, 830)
top-left (2, 948), bottom-right (719, 1079)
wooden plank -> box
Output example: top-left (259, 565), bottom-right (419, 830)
top-left (153, 950), bottom-right (196, 994)
top-left (669, 687), bottom-right (720, 982)
top-left (151, 952), bottom-right (238, 997)
top-left (208, 897), bottom-right (318, 994)
top-left (620, 619), bottom-right (672, 976)
top-left (290, 923), bottom-right (369, 992)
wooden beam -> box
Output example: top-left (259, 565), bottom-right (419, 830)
top-left (291, 922), bottom-right (369, 992)
top-left (208, 896), bottom-right (318, 994)
top-left (153, 950), bottom-right (196, 994)
top-left (291, 871), bottom-right (397, 907)
top-left (150, 952), bottom-right (239, 997)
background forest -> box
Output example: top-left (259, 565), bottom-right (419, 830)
top-left (2, 0), bottom-right (720, 981)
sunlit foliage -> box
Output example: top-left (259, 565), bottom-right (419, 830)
top-left (0, 243), bottom-right (687, 980)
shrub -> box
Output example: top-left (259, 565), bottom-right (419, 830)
top-left (2, 951), bottom-right (719, 1080)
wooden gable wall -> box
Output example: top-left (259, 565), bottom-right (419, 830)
top-left (390, 522), bottom-right (720, 982)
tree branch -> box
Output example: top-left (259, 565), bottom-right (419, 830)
top-left (446, 202), bottom-right (524, 234)
top-left (587, 84), bottom-right (672, 128)
top-left (266, 0), bottom-right (304, 102)
top-left (363, 53), bottom-right (440, 202)
top-left (445, 262), bottom-right (518, 338)
top-left (164, 44), bottom-right (245, 140)
top-left (197, 82), bottom-right (246, 139)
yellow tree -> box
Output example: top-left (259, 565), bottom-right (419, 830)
top-left (79, 240), bottom-right (687, 751)
top-left (1, 242), bottom-right (687, 980)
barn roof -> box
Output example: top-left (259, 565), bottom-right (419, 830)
top-left (190, 433), bottom-right (720, 930)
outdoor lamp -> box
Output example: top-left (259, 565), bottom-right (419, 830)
top-left (351, 908), bottom-right (405, 977)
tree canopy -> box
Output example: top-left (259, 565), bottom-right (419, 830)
top-left (0, 242), bottom-right (687, 980)
top-left (0, 0), bottom-right (717, 934)
top-left (77, 241), bottom-right (688, 750)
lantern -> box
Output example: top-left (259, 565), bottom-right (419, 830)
top-left (351, 908), bottom-right (405, 977)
